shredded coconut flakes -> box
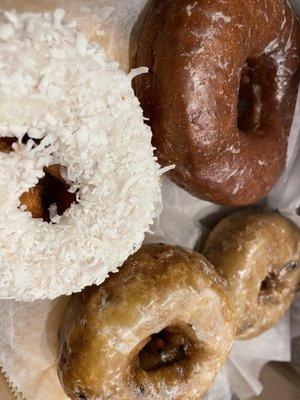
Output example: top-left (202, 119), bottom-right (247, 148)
top-left (0, 9), bottom-right (162, 301)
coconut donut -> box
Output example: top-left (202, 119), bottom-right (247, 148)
top-left (0, 9), bottom-right (161, 301)
top-left (58, 244), bottom-right (235, 400)
top-left (0, 0), bottom-right (146, 71)
top-left (133, 0), bottom-right (300, 206)
top-left (203, 210), bottom-right (300, 340)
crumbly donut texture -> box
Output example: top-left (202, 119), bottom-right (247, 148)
top-left (0, 9), bottom-right (162, 301)
top-left (58, 244), bottom-right (235, 400)
top-left (134, 0), bottom-right (300, 206)
top-left (204, 210), bottom-right (300, 340)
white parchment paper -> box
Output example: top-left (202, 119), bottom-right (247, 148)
top-left (0, 0), bottom-right (300, 399)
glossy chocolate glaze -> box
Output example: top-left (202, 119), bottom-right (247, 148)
top-left (58, 244), bottom-right (235, 400)
top-left (134, 0), bottom-right (300, 205)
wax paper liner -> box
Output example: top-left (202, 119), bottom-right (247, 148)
top-left (0, 368), bottom-right (22, 400)
top-left (0, 0), bottom-right (300, 399)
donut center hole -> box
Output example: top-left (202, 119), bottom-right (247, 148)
top-left (238, 59), bottom-right (263, 133)
top-left (259, 271), bottom-right (277, 297)
top-left (138, 326), bottom-right (192, 372)
top-left (19, 165), bottom-right (78, 222)
top-left (259, 261), bottom-right (299, 303)
top-left (0, 136), bottom-right (78, 222)
top-left (0, 137), bottom-right (17, 152)
top-left (0, 134), bottom-right (40, 152)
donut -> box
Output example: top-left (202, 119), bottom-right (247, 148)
top-left (203, 210), bottom-right (300, 340)
top-left (0, 0), bottom-right (145, 71)
top-left (58, 244), bottom-right (235, 400)
top-left (0, 9), bottom-right (161, 301)
top-left (133, 0), bottom-right (300, 206)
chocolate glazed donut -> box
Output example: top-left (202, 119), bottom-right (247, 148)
top-left (133, 0), bottom-right (300, 206)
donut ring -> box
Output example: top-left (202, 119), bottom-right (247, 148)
top-left (0, 0), bottom-right (143, 71)
top-left (133, 0), bottom-right (300, 206)
top-left (58, 244), bottom-right (235, 400)
top-left (0, 10), bottom-right (161, 301)
top-left (203, 210), bottom-right (300, 340)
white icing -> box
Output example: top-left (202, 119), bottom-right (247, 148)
top-left (186, 2), bottom-right (198, 17)
top-left (0, 9), bottom-right (162, 301)
top-left (226, 145), bottom-right (240, 155)
top-left (211, 12), bottom-right (231, 23)
top-left (264, 38), bottom-right (279, 54)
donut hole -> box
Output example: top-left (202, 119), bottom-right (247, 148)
top-left (0, 137), bottom-right (17, 153)
top-left (19, 165), bottom-right (78, 222)
top-left (0, 134), bottom-right (41, 153)
top-left (73, 388), bottom-right (88, 400)
top-left (21, 133), bottom-right (42, 146)
top-left (138, 326), bottom-right (193, 372)
top-left (0, 133), bottom-right (41, 153)
top-left (258, 271), bottom-right (278, 301)
top-left (237, 59), bottom-right (263, 133)
top-left (258, 261), bottom-right (299, 303)
top-left (0, 137), bottom-right (78, 222)
top-left (260, 272), bottom-right (277, 294)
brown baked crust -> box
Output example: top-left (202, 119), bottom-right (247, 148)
top-left (57, 244), bottom-right (235, 400)
top-left (19, 186), bottom-right (44, 219)
top-left (204, 210), bottom-right (300, 339)
top-left (133, 0), bottom-right (300, 206)
top-left (0, 138), bottom-right (16, 153)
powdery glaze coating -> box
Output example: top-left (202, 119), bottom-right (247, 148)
top-left (0, 10), bottom-right (161, 301)
top-left (58, 244), bottom-right (235, 400)
top-left (133, 0), bottom-right (300, 206)
top-left (203, 210), bottom-right (300, 340)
